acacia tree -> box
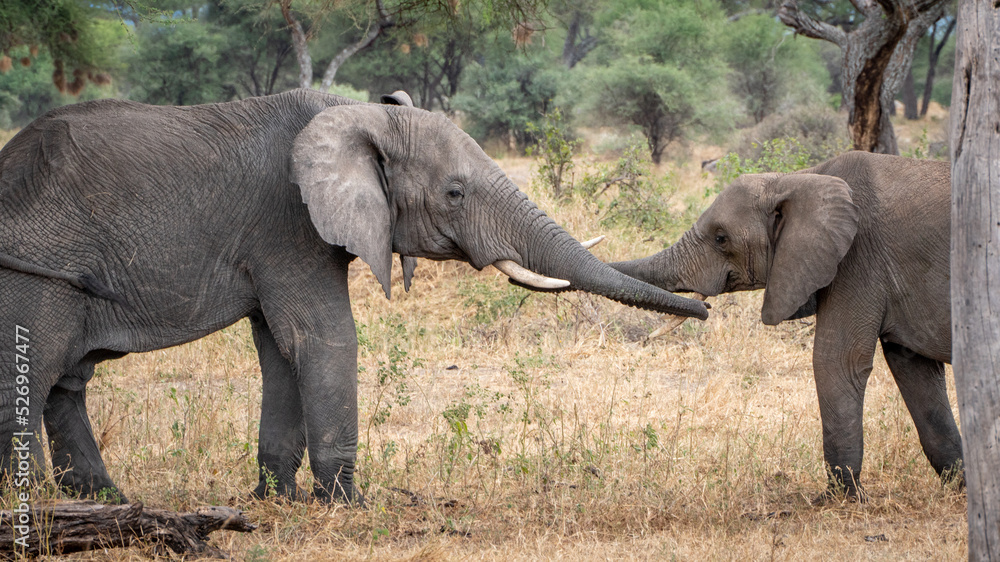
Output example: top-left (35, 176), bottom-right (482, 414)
top-left (779, 0), bottom-right (948, 153)
top-left (273, 0), bottom-right (545, 92)
top-left (0, 0), bottom-right (115, 93)
top-left (581, 0), bottom-right (733, 164)
top-left (949, 0), bottom-right (1000, 558)
top-left (901, 12), bottom-right (955, 119)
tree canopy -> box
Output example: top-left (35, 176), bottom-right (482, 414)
top-left (0, 0), bottom-right (959, 159)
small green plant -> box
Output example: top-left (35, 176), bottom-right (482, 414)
top-left (526, 107), bottom-right (580, 200)
top-left (459, 279), bottom-right (531, 325)
top-left (260, 467), bottom-right (278, 498)
top-left (901, 127), bottom-right (944, 160)
top-left (714, 136), bottom-right (853, 195)
top-left (577, 139), bottom-right (679, 232)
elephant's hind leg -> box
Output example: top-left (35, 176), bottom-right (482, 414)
top-left (250, 311), bottom-right (307, 500)
top-left (881, 340), bottom-right (964, 486)
top-left (44, 382), bottom-right (127, 503)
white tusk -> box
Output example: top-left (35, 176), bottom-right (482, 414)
top-left (646, 293), bottom-right (708, 340)
top-left (493, 260), bottom-right (571, 289)
top-left (580, 235), bottom-right (605, 250)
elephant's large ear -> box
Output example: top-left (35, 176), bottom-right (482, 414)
top-left (380, 90), bottom-right (413, 107)
top-left (761, 173), bottom-right (859, 325)
top-left (380, 89), bottom-right (419, 291)
top-left (291, 105), bottom-right (397, 299)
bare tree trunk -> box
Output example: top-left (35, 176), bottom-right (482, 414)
top-left (950, 1), bottom-right (1000, 559)
top-left (562, 10), bottom-right (598, 69)
top-left (779, 0), bottom-right (947, 154)
top-left (902, 66), bottom-right (920, 119)
top-left (319, 0), bottom-right (394, 92)
top-left (279, 0), bottom-right (312, 89)
top-left (921, 17), bottom-right (956, 116)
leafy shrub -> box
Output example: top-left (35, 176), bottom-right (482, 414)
top-left (732, 103), bottom-right (850, 165)
top-left (577, 138), bottom-right (679, 232)
top-left (721, 14), bottom-right (831, 124)
top-left (577, 0), bottom-right (736, 163)
top-left (452, 36), bottom-right (562, 149)
top-left (713, 138), bottom-right (811, 194)
top-left (526, 107), bottom-right (579, 200)
top-left (713, 131), bottom-right (852, 195)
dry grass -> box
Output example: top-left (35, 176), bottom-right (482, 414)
top-left (6, 127), bottom-right (966, 560)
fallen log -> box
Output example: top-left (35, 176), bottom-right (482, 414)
top-left (0, 500), bottom-right (257, 558)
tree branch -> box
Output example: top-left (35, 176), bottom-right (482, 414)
top-left (319, 0), bottom-right (395, 91)
top-left (279, 0), bottom-right (312, 89)
top-left (778, 0), bottom-right (848, 47)
top-left (0, 500), bottom-right (256, 558)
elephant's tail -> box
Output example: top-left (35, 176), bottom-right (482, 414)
top-left (0, 252), bottom-right (129, 308)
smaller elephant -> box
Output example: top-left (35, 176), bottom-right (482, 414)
top-left (611, 151), bottom-right (962, 499)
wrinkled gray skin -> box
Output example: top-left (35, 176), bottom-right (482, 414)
top-left (0, 89), bottom-right (707, 504)
top-left (611, 151), bottom-right (961, 500)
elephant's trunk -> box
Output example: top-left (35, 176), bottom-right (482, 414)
top-left (607, 231), bottom-right (694, 293)
top-left (607, 252), bottom-right (681, 292)
top-left (495, 190), bottom-right (707, 319)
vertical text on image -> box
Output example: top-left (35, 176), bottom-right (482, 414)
top-left (12, 324), bottom-right (33, 548)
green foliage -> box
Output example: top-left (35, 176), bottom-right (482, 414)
top-left (125, 20), bottom-right (235, 105)
top-left (721, 14), bottom-right (830, 123)
top-left (731, 103), bottom-right (851, 168)
top-left (452, 35), bottom-right (563, 148)
top-left (526, 107), bottom-right (579, 199)
top-left (579, 0), bottom-right (735, 163)
top-left (204, 0), bottom-right (301, 98)
top-left (714, 137), bottom-right (839, 194)
top-left (0, 47), bottom-right (109, 127)
top-left (577, 138), bottom-right (681, 232)
top-left (358, 315), bottom-right (421, 431)
top-left (0, 0), bottom-right (120, 93)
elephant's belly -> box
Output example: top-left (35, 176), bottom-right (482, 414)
top-left (881, 311), bottom-right (951, 364)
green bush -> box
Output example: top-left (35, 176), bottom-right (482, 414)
top-left (732, 103), bottom-right (850, 165)
top-left (526, 107), bottom-right (579, 200)
top-left (452, 36), bottom-right (563, 149)
top-left (721, 14), bottom-right (831, 124)
top-left (713, 133), bottom-right (850, 195)
top-left (577, 138), bottom-right (680, 233)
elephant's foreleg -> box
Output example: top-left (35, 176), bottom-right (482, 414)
top-left (296, 335), bottom-right (361, 505)
top-left (880, 341), bottom-right (964, 486)
top-left (44, 384), bottom-right (126, 503)
top-left (812, 306), bottom-right (879, 501)
top-left (250, 311), bottom-right (306, 500)
top-left (256, 250), bottom-right (362, 504)
top-left (260, 313), bottom-right (361, 503)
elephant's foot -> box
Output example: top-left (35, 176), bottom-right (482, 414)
top-left (250, 478), bottom-right (307, 502)
top-left (314, 478), bottom-right (365, 507)
top-left (811, 481), bottom-right (867, 505)
top-left (938, 463), bottom-right (965, 491)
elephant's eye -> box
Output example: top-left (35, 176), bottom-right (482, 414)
top-left (715, 234), bottom-right (727, 246)
top-left (445, 184), bottom-right (465, 201)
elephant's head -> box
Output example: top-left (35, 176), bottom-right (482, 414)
top-left (290, 103), bottom-right (708, 319)
top-left (610, 172), bottom-right (859, 325)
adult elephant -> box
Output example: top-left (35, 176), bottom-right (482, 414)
top-left (0, 89), bottom-right (707, 504)
top-left (610, 151), bottom-right (961, 500)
